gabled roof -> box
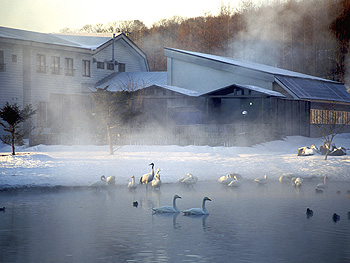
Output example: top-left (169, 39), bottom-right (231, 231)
top-left (95, 72), bottom-right (167, 91)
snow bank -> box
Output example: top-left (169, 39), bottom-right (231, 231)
top-left (1, 134), bottom-right (350, 189)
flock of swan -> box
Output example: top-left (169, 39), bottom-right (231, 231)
top-left (89, 163), bottom-right (350, 219)
top-left (90, 162), bottom-right (339, 195)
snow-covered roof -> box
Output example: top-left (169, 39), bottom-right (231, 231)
top-left (157, 85), bottom-right (202, 97)
top-left (95, 72), bottom-right (167, 91)
top-left (0, 26), bottom-right (117, 50)
top-left (236, 84), bottom-right (286, 97)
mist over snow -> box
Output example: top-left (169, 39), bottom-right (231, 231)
top-left (1, 133), bottom-right (350, 189)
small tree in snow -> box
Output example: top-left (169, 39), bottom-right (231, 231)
top-left (312, 101), bottom-right (350, 160)
top-left (0, 102), bottom-right (36, 155)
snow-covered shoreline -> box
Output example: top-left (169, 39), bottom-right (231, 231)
top-left (1, 134), bottom-right (350, 189)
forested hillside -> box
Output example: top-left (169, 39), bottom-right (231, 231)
top-left (61, 0), bottom-right (350, 83)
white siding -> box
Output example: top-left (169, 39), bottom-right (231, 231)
top-left (0, 43), bottom-right (24, 108)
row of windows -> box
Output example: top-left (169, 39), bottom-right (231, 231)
top-left (0, 50), bottom-right (125, 75)
top-left (311, 109), bottom-right (350, 125)
top-left (36, 54), bottom-right (125, 76)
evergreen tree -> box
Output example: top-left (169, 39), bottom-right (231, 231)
top-left (0, 102), bottom-right (36, 155)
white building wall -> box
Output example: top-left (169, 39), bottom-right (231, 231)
top-left (0, 42), bottom-right (24, 108)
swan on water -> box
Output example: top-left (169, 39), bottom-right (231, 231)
top-left (180, 173), bottom-right (198, 186)
top-left (291, 177), bottom-right (303, 187)
top-left (106, 176), bottom-right (116, 185)
top-left (316, 176), bottom-right (327, 189)
top-left (332, 213), bottom-right (340, 222)
top-left (306, 208), bottom-right (313, 218)
top-left (182, 196), bottom-right (212, 215)
top-left (90, 175), bottom-right (107, 188)
top-left (227, 176), bottom-right (241, 187)
top-left (279, 173), bottom-right (294, 183)
top-left (140, 163), bottom-right (155, 187)
top-left (128, 176), bottom-right (137, 189)
top-left (254, 175), bottom-right (267, 185)
top-left (152, 194), bottom-right (182, 213)
top-left (218, 174), bottom-right (235, 185)
top-left (151, 169), bottom-right (161, 189)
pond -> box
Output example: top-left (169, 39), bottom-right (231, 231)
top-left (1, 180), bottom-right (350, 263)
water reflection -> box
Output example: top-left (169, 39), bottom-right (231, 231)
top-left (1, 181), bottom-right (350, 262)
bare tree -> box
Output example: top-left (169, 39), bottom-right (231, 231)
top-left (312, 101), bottom-right (350, 160)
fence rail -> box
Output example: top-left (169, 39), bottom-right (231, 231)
top-left (30, 123), bottom-right (282, 147)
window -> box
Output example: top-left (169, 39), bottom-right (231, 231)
top-left (107, 62), bottom-right (114, 70)
top-left (0, 51), bottom-right (5, 71)
top-left (311, 109), bottom-right (350, 125)
top-left (36, 54), bottom-right (46, 73)
top-left (118, 63), bottom-right (125, 72)
top-left (12, 54), bottom-right (17, 63)
top-left (51, 56), bottom-right (60, 74)
top-left (97, 62), bottom-right (104, 69)
top-left (65, 58), bottom-right (74, 76)
top-left (83, 60), bottom-right (90, 77)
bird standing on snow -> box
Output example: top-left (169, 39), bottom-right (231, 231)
top-left (254, 175), bottom-right (268, 185)
top-left (183, 196), bottom-right (212, 215)
top-left (151, 169), bottom-right (161, 189)
top-left (152, 194), bottom-right (182, 213)
top-left (140, 163), bottom-right (155, 187)
top-left (128, 176), bottom-right (137, 190)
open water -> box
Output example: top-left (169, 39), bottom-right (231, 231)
top-left (1, 179), bottom-right (350, 263)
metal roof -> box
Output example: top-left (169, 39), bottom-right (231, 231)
top-left (95, 72), bottom-right (167, 91)
top-left (276, 76), bottom-right (350, 103)
top-left (165, 48), bottom-right (339, 84)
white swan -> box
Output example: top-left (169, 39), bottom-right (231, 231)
top-left (183, 196), bottom-right (212, 215)
top-left (128, 175), bottom-right (137, 189)
top-left (291, 177), bottom-right (303, 187)
top-left (227, 176), bottom-right (241, 187)
top-left (254, 175), bottom-right (267, 185)
top-left (279, 173), bottom-right (294, 183)
top-left (140, 163), bottom-right (155, 187)
top-left (151, 169), bottom-right (161, 189)
top-left (181, 173), bottom-right (198, 186)
top-left (90, 175), bottom-right (107, 188)
top-left (218, 174), bottom-right (234, 185)
top-left (152, 194), bottom-right (182, 213)
top-left (316, 176), bottom-right (327, 189)
top-left (106, 175), bottom-right (116, 185)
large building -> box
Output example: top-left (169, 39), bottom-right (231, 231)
top-left (0, 26), bottom-right (149, 144)
top-left (1, 26), bottom-right (350, 146)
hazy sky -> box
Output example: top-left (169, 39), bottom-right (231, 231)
top-left (0, 0), bottom-right (265, 33)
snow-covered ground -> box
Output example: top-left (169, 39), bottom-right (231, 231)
top-left (1, 134), bottom-right (350, 189)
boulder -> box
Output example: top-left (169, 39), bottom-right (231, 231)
top-left (329, 147), bottom-right (346, 156)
